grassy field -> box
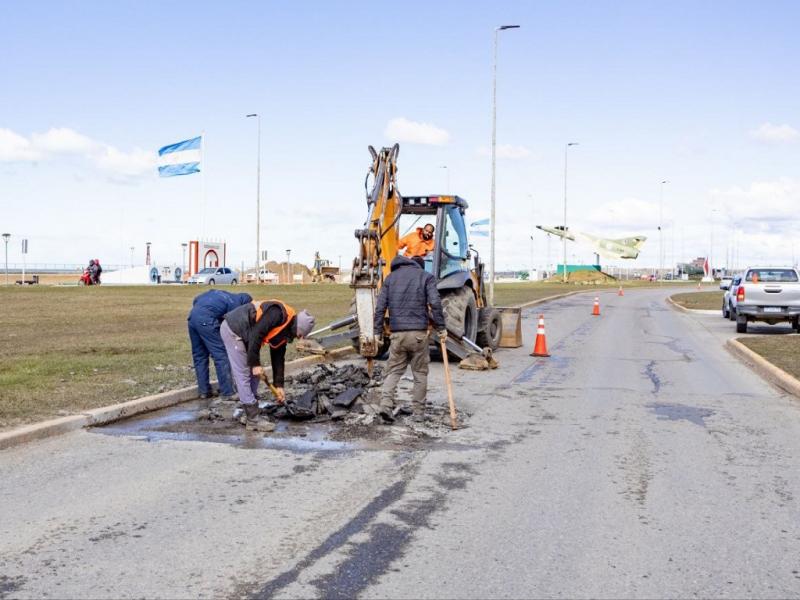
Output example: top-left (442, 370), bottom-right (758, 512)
top-left (670, 290), bottom-right (724, 310)
top-left (0, 279), bottom-right (694, 429)
top-left (738, 336), bottom-right (800, 381)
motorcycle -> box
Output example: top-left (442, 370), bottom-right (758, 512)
top-left (79, 268), bottom-right (97, 286)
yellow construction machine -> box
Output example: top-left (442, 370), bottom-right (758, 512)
top-left (301, 144), bottom-right (501, 369)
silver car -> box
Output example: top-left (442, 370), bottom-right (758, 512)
top-left (187, 267), bottom-right (239, 285)
top-left (721, 274), bottom-right (742, 320)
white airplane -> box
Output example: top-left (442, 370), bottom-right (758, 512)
top-left (536, 225), bottom-right (647, 260)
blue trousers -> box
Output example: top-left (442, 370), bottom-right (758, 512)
top-left (188, 318), bottom-right (235, 396)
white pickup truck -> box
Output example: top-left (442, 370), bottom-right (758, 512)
top-left (732, 267), bottom-right (800, 333)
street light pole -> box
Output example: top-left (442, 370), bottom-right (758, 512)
top-left (246, 114), bottom-right (262, 285)
top-left (562, 142), bottom-right (579, 283)
top-left (181, 243), bottom-right (188, 282)
top-left (2, 233), bottom-right (10, 286)
top-left (130, 246), bottom-right (134, 268)
top-left (440, 165), bottom-right (450, 194)
top-left (286, 249), bottom-right (292, 284)
top-left (490, 24), bottom-right (520, 305)
top-left (658, 180), bottom-right (668, 281)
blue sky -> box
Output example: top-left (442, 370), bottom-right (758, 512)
top-left (1, 0), bottom-right (799, 271)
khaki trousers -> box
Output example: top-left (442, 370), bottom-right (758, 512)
top-left (380, 330), bottom-right (429, 410)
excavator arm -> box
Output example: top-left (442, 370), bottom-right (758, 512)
top-left (350, 144), bottom-right (402, 357)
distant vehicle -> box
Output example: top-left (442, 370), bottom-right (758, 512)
top-left (187, 267), bottom-right (238, 285)
top-left (245, 269), bottom-right (278, 283)
top-left (721, 274), bottom-right (742, 320)
top-left (732, 267), bottom-right (800, 333)
top-left (719, 276), bottom-right (733, 290)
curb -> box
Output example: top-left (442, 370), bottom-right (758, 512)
top-left (725, 338), bottom-right (800, 399)
top-left (517, 290), bottom-right (583, 309)
top-left (0, 346), bottom-right (355, 451)
top-left (666, 295), bottom-right (690, 313)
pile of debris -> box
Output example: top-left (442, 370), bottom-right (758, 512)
top-left (198, 361), bottom-right (464, 433)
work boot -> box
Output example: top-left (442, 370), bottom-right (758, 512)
top-left (198, 390), bottom-right (217, 400)
top-left (378, 406), bottom-right (395, 423)
top-left (238, 403), bottom-right (261, 426)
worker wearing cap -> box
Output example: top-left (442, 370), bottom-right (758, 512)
top-left (398, 224), bottom-right (435, 258)
top-left (221, 299), bottom-right (315, 423)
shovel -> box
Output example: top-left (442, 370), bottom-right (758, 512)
top-left (439, 338), bottom-right (458, 430)
top-left (258, 371), bottom-right (283, 404)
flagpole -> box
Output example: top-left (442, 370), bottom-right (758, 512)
top-left (200, 131), bottom-right (206, 243)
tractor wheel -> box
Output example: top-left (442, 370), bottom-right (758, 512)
top-left (441, 286), bottom-right (478, 343)
top-left (476, 307), bottom-right (503, 350)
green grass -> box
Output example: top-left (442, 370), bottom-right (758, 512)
top-left (670, 290), bottom-right (724, 310)
top-left (0, 279), bottom-right (688, 429)
top-left (739, 336), bottom-right (800, 380)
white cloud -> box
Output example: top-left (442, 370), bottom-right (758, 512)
top-left (476, 144), bottom-right (533, 159)
top-left (384, 117), bottom-right (450, 146)
top-left (714, 177), bottom-right (800, 227)
top-left (750, 122), bottom-right (799, 144)
top-left (31, 127), bottom-right (97, 153)
top-left (0, 126), bottom-right (154, 177)
top-left (0, 128), bottom-right (41, 161)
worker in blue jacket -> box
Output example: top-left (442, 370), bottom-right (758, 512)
top-left (188, 289), bottom-right (253, 399)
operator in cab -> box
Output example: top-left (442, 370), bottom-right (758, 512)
top-left (221, 299), bottom-right (315, 425)
top-left (399, 223), bottom-right (435, 258)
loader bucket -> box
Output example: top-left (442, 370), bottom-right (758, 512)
top-left (496, 307), bottom-right (522, 348)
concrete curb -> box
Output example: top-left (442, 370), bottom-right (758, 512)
top-left (726, 338), bottom-right (800, 399)
top-left (666, 295), bottom-right (691, 313)
top-left (517, 290), bottom-right (584, 309)
top-left (0, 346), bottom-right (355, 451)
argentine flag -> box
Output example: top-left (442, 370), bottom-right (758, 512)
top-left (470, 217), bottom-right (490, 238)
top-left (158, 136), bottom-right (202, 177)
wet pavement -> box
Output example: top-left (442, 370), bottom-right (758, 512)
top-left (2, 287), bottom-right (800, 599)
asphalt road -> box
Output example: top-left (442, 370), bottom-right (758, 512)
top-left (2, 288), bottom-right (800, 599)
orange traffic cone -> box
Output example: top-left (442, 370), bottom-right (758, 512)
top-left (530, 314), bottom-right (550, 357)
top-left (618, 286), bottom-right (624, 297)
top-left (592, 297), bottom-right (601, 316)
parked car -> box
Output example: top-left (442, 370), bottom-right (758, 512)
top-left (187, 267), bottom-right (238, 285)
top-left (245, 269), bottom-right (279, 283)
top-left (721, 274), bottom-right (741, 320)
top-left (719, 276), bottom-right (733, 291)
top-left (732, 267), bottom-right (800, 333)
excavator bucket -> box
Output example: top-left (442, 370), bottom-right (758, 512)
top-left (458, 348), bottom-right (498, 371)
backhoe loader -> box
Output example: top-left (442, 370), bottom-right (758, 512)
top-left (302, 144), bottom-right (502, 368)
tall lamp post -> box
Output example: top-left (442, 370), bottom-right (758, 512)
top-left (286, 249), bottom-right (292, 284)
top-left (2, 233), bottom-right (10, 286)
top-left (658, 180), bottom-right (669, 281)
top-left (246, 113), bottom-right (262, 284)
top-left (489, 23), bottom-right (520, 304)
top-left (130, 246), bottom-right (135, 268)
top-left (562, 142), bottom-right (579, 282)
top-left (181, 243), bottom-right (188, 281)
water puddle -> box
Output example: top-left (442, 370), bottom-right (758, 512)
top-left (647, 402), bottom-right (714, 427)
top-left (91, 400), bottom-right (471, 453)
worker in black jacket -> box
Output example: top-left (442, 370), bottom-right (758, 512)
top-left (374, 255), bottom-right (446, 422)
top-left (220, 299), bottom-right (315, 422)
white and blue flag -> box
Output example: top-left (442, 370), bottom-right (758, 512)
top-left (470, 217), bottom-right (490, 237)
top-left (157, 136), bottom-right (202, 177)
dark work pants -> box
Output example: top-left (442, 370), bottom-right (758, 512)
top-left (188, 318), bottom-right (235, 396)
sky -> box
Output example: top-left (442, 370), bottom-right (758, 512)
top-left (1, 0), bottom-right (799, 273)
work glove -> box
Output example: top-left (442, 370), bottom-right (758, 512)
top-left (437, 330), bottom-right (447, 343)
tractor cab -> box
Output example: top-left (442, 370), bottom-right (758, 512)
top-left (399, 195), bottom-right (476, 293)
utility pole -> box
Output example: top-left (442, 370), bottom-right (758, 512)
top-left (2, 233), bottom-right (10, 286)
top-left (563, 142), bottom-right (579, 282)
top-left (489, 24), bottom-right (520, 304)
top-left (246, 113), bottom-right (262, 284)
top-left (286, 249), bottom-right (292, 284)
top-left (658, 180), bottom-right (668, 282)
